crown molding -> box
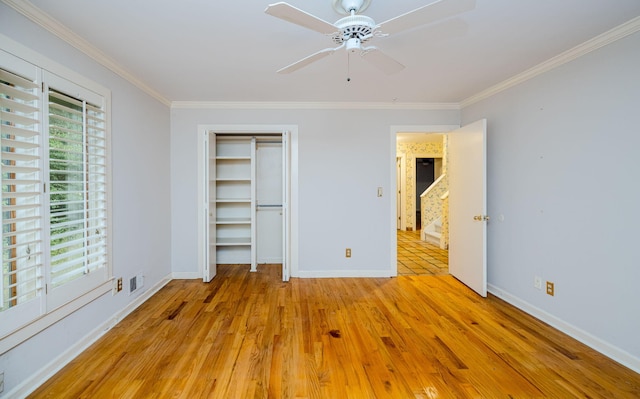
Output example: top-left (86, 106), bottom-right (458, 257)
top-left (461, 15), bottom-right (640, 108)
top-left (9, 0), bottom-right (637, 112)
top-left (2, 0), bottom-right (171, 107)
top-left (171, 101), bottom-right (460, 110)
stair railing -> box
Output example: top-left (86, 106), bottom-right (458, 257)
top-left (420, 173), bottom-right (447, 239)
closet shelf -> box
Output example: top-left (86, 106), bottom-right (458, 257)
top-left (215, 217), bottom-right (251, 224)
top-left (215, 237), bottom-right (251, 246)
top-left (215, 198), bottom-right (251, 203)
top-left (215, 156), bottom-right (251, 160)
top-left (212, 136), bottom-right (256, 269)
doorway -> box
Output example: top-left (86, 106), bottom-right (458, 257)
top-left (415, 158), bottom-right (435, 230)
top-left (197, 124), bottom-right (298, 283)
top-left (391, 122), bottom-right (488, 296)
top-left (393, 127), bottom-right (455, 276)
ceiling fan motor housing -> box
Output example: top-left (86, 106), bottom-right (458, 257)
top-left (331, 15), bottom-right (376, 44)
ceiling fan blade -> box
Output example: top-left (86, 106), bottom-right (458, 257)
top-left (277, 47), bottom-right (340, 74)
top-left (265, 2), bottom-right (338, 35)
top-left (378, 0), bottom-right (476, 35)
top-left (361, 47), bottom-right (405, 74)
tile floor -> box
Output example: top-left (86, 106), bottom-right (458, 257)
top-left (397, 229), bottom-right (449, 276)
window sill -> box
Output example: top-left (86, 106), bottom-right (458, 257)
top-left (0, 279), bottom-right (113, 355)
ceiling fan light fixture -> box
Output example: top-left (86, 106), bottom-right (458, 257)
top-left (346, 37), bottom-right (362, 52)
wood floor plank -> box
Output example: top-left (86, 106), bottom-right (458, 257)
top-left (28, 264), bottom-right (640, 398)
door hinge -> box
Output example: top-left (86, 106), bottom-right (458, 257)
top-left (41, 82), bottom-right (44, 93)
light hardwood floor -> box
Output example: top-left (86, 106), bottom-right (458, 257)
top-left (30, 264), bottom-right (640, 398)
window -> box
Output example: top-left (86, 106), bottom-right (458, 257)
top-left (0, 58), bottom-right (43, 334)
top-left (1, 47), bottom-right (111, 346)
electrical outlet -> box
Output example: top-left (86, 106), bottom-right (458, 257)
top-left (113, 277), bottom-right (123, 295)
top-left (345, 248), bottom-right (351, 258)
top-left (546, 281), bottom-right (555, 296)
top-left (534, 276), bottom-right (542, 290)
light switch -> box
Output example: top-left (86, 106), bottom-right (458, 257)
top-left (377, 187), bottom-right (383, 197)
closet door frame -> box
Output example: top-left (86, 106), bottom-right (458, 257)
top-left (197, 125), bottom-right (297, 282)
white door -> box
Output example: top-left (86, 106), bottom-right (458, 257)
top-left (282, 131), bottom-right (290, 281)
top-left (448, 119), bottom-right (487, 297)
top-left (396, 157), bottom-right (402, 229)
top-left (256, 139), bottom-right (284, 264)
top-left (203, 132), bottom-right (216, 282)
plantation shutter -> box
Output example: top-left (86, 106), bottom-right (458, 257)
top-left (0, 46), bottom-right (111, 346)
top-left (0, 56), bottom-right (45, 336)
top-left (45, 72), bottom-right (108, 309)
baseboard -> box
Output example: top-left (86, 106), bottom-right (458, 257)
top-left (257, 258), bottom-right (283, 264)
top-left (13, 274), bottom-right (172, 399)
top-left (171, 271), bottom-right (202, 279)
top-left (296, 270), bottom-right (392, 278)
top-left (488, 283), bottom-right (640, 374)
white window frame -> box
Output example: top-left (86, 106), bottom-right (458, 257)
top-left (0, 35), bottom-right (113, 354)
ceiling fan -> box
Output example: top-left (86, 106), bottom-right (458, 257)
top-left (265, 0), bottom-right (476, 75)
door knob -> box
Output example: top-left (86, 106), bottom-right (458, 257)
top-left (473, 215), bottom-right (490, 221)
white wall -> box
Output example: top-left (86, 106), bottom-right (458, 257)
top-left (462, 32), bottom-right (640, 369)
top-left (171, 108), bottom-right (459, 277)
top-left (0, 4), bottom-right (172, 396)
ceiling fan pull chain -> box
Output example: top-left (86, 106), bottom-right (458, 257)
top-left (347, 51), bottom-right (351, 82)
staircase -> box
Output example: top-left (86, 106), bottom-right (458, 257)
top-left (422, 217), bottom-right (442, 246)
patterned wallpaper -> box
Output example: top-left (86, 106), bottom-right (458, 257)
top-left (420, 175), bottom-right (447, 234)
top-left (396, 141), bottom-right (444, 230)
top-left (441, 194), bottom-right (449, 249)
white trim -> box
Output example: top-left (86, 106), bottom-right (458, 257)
top-left (488, 284), bottom-right (640, 374)
top-left (390, 125), bottom-right (459, 277)
top-left (9, 274), bottom-right (172, 399)
top-left (1, 0), bottom-right (170, 107)
top-left (0, 281), bottom-right (111, 355)
top-left (397, 154), bottom-right (407, 232)
top-left (172, 101), bottom-right (460, 111)
top-left (461, 16), bottom-right (640, 108)
top-left (0, 34), bottom-right (110, 102)
top-left (196, 124), bottom-right (299, 280)
top-left (5, 0), bottom-right (639, 112)
top-left (421, 173), bottom-right (446, 199)
top-left (256, 258), bottom-right (283, 264)
top-left (392, 125), bottom-right (460, 133)
top-left (171, 272), bottom-right (202, 280)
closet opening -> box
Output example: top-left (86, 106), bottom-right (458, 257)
top-left (198, 126), bottom-right (297, 283)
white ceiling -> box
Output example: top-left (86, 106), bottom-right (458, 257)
top-left (22, 0), bottom-right (640, 104)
